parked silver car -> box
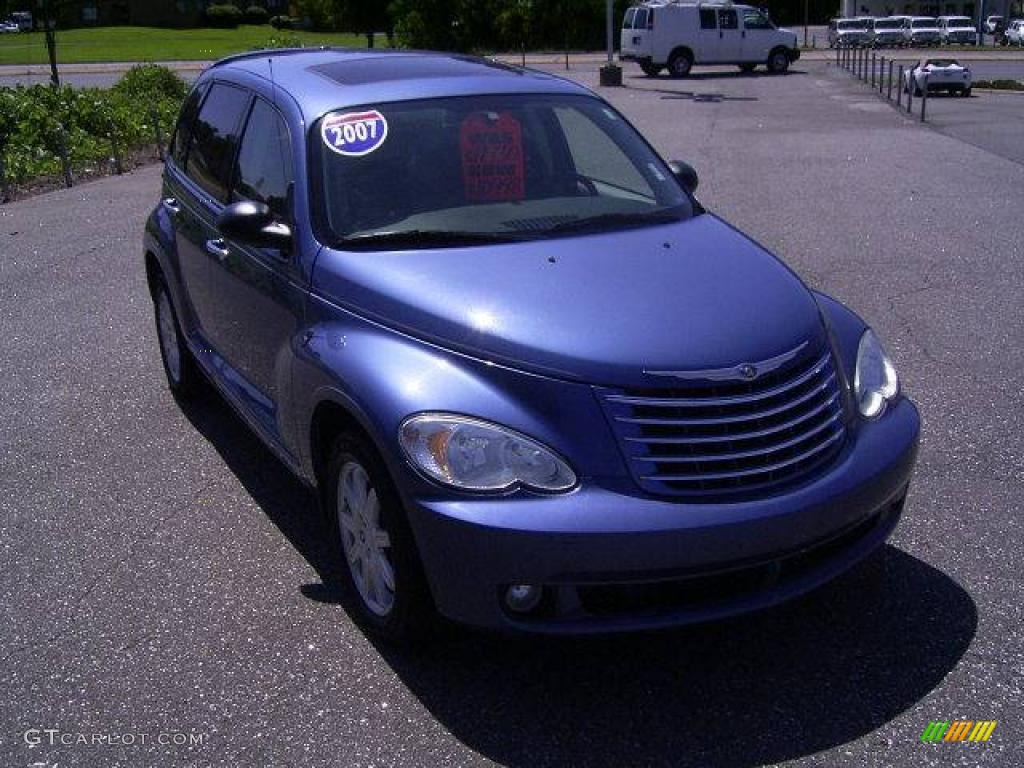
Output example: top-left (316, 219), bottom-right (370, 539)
top-left (870, 17), bottom-right (907, 47)
top-left (904, 58), bottom-right (972, 96)
top-left (828, 18), bottom-right (871, 47)
top-left (938, 16), bottom-right (976, 44)
top-left (905, 17), bottom-right (941, 46)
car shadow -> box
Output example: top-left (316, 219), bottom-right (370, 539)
top-left (177, 380), bottom-right (976, 768)
top-left (628, 68), bottom-right (808, 82)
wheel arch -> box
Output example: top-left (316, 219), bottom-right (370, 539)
top-left (668, 45), bottom-right (695, 64)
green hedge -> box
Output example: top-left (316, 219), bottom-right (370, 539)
top-left (0, 65), bottom-right (186, 193)
top-left (206, 4), bottom-right (244, 29)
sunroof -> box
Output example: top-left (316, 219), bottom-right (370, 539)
top-left (309, 55), bottom-right (521, 86)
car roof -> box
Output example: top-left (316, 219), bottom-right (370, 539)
top-left (206, 48), bottom-right (592, 122)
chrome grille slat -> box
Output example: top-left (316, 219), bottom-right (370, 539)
top-left (639, 429), bottom-right (845, 481)
top-left (615, 374), bottom-right (837, 427)
top-left (598, 342), bottom-right (848, 500)
top-left (631, 412), bottom-right (843, 464)
top-left (606, 351), bottom-right (830, 408)
top-left (622, 395), bottom-right (840, 445)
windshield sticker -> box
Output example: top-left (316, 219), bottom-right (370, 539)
top-left (321, 110), bottom-right (388, 157)
top-left (459, 111), bottom-right (525, 203)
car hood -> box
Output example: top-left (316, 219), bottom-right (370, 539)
top-left (312, 214), bottom-right (827, 388)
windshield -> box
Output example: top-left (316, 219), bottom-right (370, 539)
top-left (874, 19), bottom-right (902, 29)
top-left (313, 94), bottom-right (693, 247)
top-left (912, 19), bottom-right (938, 28)
top-left (947, 17), bottom-right (972, 26)
top-left (837, 20), bottom-right (868, 29)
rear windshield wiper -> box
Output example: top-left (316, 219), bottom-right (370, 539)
top-left (541, 210), bottom-right (681, 236)
top-left (338, 229), bottom-right (531, 249)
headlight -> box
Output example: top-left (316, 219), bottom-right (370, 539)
top-left (854, 330), bottom-right (900, 419)
top-left (399, 414), bottom-right (577, 493)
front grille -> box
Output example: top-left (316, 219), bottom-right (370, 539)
top-left (598, 343), bottom-right (848, 500)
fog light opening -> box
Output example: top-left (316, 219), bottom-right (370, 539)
top-left (504, 584), bottom-right (543, 613)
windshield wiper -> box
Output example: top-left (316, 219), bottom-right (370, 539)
top-left (339, 229), bottom-right (530, 249)
top-left (542, 210), bottom-right (680, 236)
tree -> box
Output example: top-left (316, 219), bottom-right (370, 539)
top-left (337, 0), bottom-right (393, 47)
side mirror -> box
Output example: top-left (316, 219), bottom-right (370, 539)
top-left (217, 200), bottom-right (292, 250)
top-left (668, 160), bottom-right (699, 196)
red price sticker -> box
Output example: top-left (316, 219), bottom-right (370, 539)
top-left (459, 112), bottom-right (525, 203)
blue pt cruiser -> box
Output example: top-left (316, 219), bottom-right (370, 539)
top-left (144, 49), bottom-right (919, 641)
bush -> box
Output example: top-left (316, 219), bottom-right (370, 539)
top-left (245, 5), bottom-right (269, 24)
top-left (269, 15), bottom-right (293, 29)
top-left (0, 78), bottom-right (185, 189)
top-left (112, 64), bottom-right (188, 102)
top-left (206, 3), bottom-right (243, 28)
top-left (258, 34), bottom-right (304, 49)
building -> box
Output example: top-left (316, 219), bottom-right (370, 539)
top-left (839, 0), bottom-right (1014, 20)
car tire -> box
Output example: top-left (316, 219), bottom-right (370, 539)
top-left (639, 61), bottom-right (663, 77)
top-left (667, 49), bottom-right (693, 78)
top-left (153, 277), bottom-right (201, 398)
top-left (962, 87), bottom-right (972, 97)
top-left (738, 63), bottom-right (757, 74)
top-left (325, 432), bottom-right (435, 644)
top-left (766, 48), bottom-right (790, 74)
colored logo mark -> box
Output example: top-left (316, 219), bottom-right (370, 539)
top-left (920, 720), bottom-right (997, 742)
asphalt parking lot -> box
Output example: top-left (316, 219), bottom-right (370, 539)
top-left (1, 60), bottom-right (1022, 768)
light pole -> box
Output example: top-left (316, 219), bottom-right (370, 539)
top-left (599, 0), bottom-right (622, 85)
top-left (803, 0), bottom-right (809, 48)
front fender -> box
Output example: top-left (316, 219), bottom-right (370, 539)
top-left (813, 291), bottom-right (868, 383)
top-left (291, 294), bottom-right (628, 495)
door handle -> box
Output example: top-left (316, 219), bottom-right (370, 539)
top-left (162, 197), bottom-right (181, 214)
top-left (205, 238), bottom-right (230, 261)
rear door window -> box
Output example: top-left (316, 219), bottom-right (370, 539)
top-left (719, 9), bottom-right (738, 29)
top-left (170, 83), bottom-right (208, 168)
top-left (184, 83), bottom-right (250, 203)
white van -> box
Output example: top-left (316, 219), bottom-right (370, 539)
top-left (621, 1), bottom-right (799, 77)
top-left (937, 16), bottom-right (976, 45)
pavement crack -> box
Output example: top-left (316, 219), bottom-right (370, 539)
top-left (0, 481), bottom-right (218, 666)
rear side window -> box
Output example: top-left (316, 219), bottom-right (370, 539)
top-left (170, 83), bottom-right (207, 167)
top-left (700, 9), bottom-right (717, 29)
top-left (185, 83), bottom-right (250, 203)
top-left (232, 98), bottom-right (294, 220)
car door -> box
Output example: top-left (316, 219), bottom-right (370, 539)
top-left (695, 8), bottom-right (719, 61)
top-left (716, 8), bottom-right (743, 62)
top-left (205, 95), bottom-right (305, 441)
top-left (165, 82), bottom-right (251, 343)
top-left (740, 7), bottom-right (776, 61)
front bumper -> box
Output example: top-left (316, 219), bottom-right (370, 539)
top-left (788, 47), bottom-right (801, 62)
top-left (406, 398), bottom-right (920, 633)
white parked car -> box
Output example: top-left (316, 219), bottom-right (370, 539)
top-left (904, 58), bottom-right (972, 96)
top-left (870, 17), bottom-right (907, 47)
top-left (938, 16), bottom-right (977, 45)
top-left (0, 20), bottom-right (21, 33)
top-left (620, 1), bottom-right (799, 77)
top-left (984, 15), bottom-right (1004, 33)
top-left (905, 17), bottom-right (941, 46)
top-left (1007, 19), bottom-right (1024, 46)
top-left (828, 17), bottom-right (871, 47)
